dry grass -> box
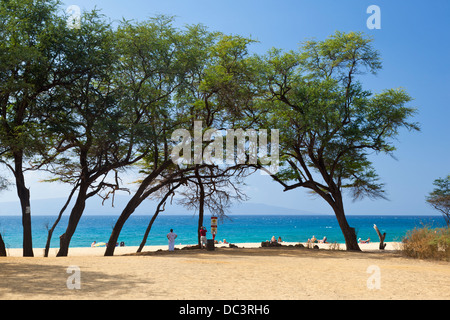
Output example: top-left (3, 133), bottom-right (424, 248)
top-left (401, 227), bottom-right (450, 261)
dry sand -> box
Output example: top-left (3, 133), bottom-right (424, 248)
top-left (1, 242), bottom-right (449, 300)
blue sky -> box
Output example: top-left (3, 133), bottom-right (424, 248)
top-left (0, 0), bottom-right (449, 215)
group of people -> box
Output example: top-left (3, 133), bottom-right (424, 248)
top-left (94, 230), bottom-right (372, 252)
top-left (270, 236), bottom-right (283, 243)
top-left (89, 227), bottom-right (214, 252)
top-left (166, 229), bottom-right (373, 251)
top-left (307, 235), bottom-right (328, 244)
top-left (166, 226), bottom-right (213, 251)
top-left (306, 235), bottom-right (371, 244)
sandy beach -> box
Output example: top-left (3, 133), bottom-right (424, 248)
top-left (1, 242), bottom-right (449, 300)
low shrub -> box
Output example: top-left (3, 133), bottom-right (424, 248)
top-left (401, 227), bottom-right (450, 261)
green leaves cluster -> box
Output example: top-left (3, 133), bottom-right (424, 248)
top-left (426, 175), bottom-right (450, 226)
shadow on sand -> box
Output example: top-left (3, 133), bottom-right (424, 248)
top-left (0, 260), bottom-right (157, 299)
top-left (127, 245), bottom-right (404, 261)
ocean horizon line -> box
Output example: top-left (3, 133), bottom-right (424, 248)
top-left (0, 213), bottom-right (444, 217)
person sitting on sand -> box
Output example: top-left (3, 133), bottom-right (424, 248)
top-left (91, 241), bottom-right (96, 247)
top-left (318, 236), bottom-right (327, 244)
top-left (277, 236), bottom-right (282, 243)
top-left (270, 236), bottom-right (277, 243)
top-left (223, 239), bottom-right (228, 244)
top-left (359, 237), bottom-right (370, 244)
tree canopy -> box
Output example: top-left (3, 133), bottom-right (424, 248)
top-left (426, 175), bottom-right (450, 226)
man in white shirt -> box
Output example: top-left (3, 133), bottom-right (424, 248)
top-left (167, 229), bottom-right (177, 251)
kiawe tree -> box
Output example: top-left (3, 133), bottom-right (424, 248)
top-left (250, 31), bottom-right (419, 250)
top-left (104, 25), bottom-right (259, 256)
top-left (103, 17), bottom-right (195, 256)
top-left (426, 175), bottom-right (450, 226)
top-left (41, 11), bottom-right (155, 257)
top-left (0, 0), bottom-right (72, 256)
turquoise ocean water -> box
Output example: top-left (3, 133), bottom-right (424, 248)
top-left (0, 215), bottom-right (445, 249)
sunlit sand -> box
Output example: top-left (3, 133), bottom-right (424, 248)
top-left (1, 242), bottom-right (449, 300)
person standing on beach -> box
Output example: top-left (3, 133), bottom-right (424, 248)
top-left (199, 226), bottom-right (207, 249)
top-left (167, 229), bottom-right (177, 251)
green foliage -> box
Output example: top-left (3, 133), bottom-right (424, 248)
top-left (252, 31), bottom-right (419, 203)
top-left (0, 175), bottom-right (9, 191)
top-left (0, 0), bottom-right (63, 157)
top-left (426, 175), bottom-right (450, 226)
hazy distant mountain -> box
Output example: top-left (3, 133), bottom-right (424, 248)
top-left (0, 195), bottom-right (320, 216)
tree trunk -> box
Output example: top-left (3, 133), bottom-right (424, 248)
top-left (56, 184), bottom-right (88, 257)
top-left (44, 227), bottom-right (54, 258)
top-left (137, 211), bottom-right (159, 253)
top-left (137, 184), bottom-right (179, 253)
top-left (197, 207), bottom-right (204, 248)
top-left (44, 184), bottom-right (79, 257)
top-left (331, 195), bottom-right (360, 251)
top-left (105, 161), bottom-right (173, 256)
top-left (373, 224), bottom-right (386, 250)
top-left (105, 195), bottom-right (143, 256)
top-left (13, 153), bottom-right (33, 257)
top-left (338, 217), bottom-right (360, 251)
top-left (195, 167), bottom-right (205, 248)
top-left (0, 233), bottom-right (7, 256)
